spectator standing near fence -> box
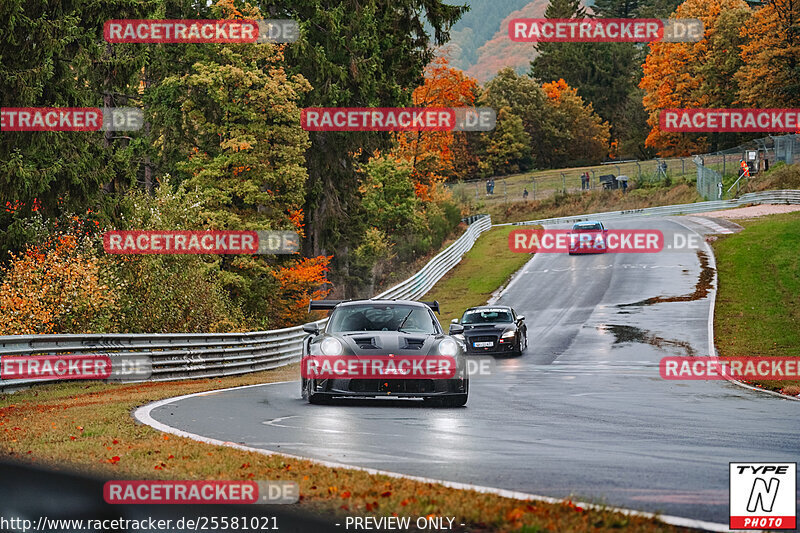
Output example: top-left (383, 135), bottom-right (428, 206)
top-left (523, 188), bottom-right (529, 200)
top-left (617, 174), bottom-right (628, 193)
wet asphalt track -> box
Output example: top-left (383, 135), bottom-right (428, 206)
top-left (148, 217), bottom-right (800, 527)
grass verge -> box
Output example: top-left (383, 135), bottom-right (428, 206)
top-left (423, 226), bottom-right (534, 325)
top-left (712, 211), bottom-right (800, 395)
top-left (0, 368), bottom-right (691, 532)
top-left (487, 184), bottom-right (699, 225)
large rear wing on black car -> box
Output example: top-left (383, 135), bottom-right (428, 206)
top-left (308, 300), bottom-right (344, 312)
top-left (420, 301), bottom-right (440, 314)
top-left (308, 299), bottom-right (440, 314)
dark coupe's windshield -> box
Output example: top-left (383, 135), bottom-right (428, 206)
top-left (327, 304), bottom-right (439, 334)
top-left (461, 309), bottom-right (513, 324)
top-left (573, 223), bottom-right (603, 231)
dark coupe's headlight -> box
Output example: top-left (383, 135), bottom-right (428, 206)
top-left (501, 330), bottom-right (516, 339)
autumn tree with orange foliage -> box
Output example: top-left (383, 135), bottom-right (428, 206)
top-left (541, 79), bottom-right (611, 167)
top-left (736, 0), bottom-right (800, 108)
top-left (391, 57), bottom-right (479, 199)
top-left (0, 234), bottom-right (118, 335)
top-left (271, 255), bottom-right (332, 327)
top-left (640, 0), bottom-right (752, 156)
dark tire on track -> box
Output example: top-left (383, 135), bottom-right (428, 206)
top-left (425, 394), bottom-right (468, 407)
top-left (512, 335), bottom-right (527, 357)
top-left (305, 379), bottom-right (329, 405)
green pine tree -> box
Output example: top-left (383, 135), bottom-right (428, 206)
top-left (256, 0), bottom-right (467, 296)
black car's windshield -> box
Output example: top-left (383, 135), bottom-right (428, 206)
top-left (327, 304), bottom-right (439, 334)
top-left (461, 309), bottom-right (513, 324)
top-left (573, 223), bottom-right (603, 231)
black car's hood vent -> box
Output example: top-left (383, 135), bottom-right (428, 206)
top-left (403, 337), bottom-right (426, 350)
top-left (353, 336), bottom-right (380, 349)
top-left (342, 333), bottom-right (435, 355)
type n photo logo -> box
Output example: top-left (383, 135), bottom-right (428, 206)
top-left (730, 463), bottom-right (796, 530)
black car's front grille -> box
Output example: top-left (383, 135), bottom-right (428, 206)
top-left (348, 379), bottom-right (435, 393)
top-left (469, 335), bottom-right (498, 343)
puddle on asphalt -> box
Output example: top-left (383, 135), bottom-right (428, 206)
top-left (596, 324), bottom-right (696, 356)
top-left (617, 250), bottom-right (714, 307)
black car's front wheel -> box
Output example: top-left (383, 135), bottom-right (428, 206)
top-left (425, 394), bottom-right (468, 407)
top-left (305, 378), bottom-right (329, 405)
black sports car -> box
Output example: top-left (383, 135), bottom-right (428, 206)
top-left (449, 305), bottom-right (527, 356)
top-left (300, 299), bottom-right (469, 406)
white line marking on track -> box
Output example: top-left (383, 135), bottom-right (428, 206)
top-left (262, 415), bottom-right (403, 437)
top-left (670, 218), bottom-right (799, 403)
top-left (686, 216), bottom-right (734, 234)
top-left (135, 381), bottom-right (733, 532)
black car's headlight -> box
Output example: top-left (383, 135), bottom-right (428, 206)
top-left (320, 337), bottom-right (344, 355)
top-left (501, 330), bottom-right (516, 339)
top-left (438, 338), bottom-right (459, 356)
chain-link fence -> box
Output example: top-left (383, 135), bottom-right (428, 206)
top-left (447, 156), bottom-right (694, 207)
top-left (446, 134), bottom-right (800, 204)
top-left (694, 155), bottom-right (723, 200)
top-left (692, 134), bottom-right (799, 200)
top-left (774, 134), bottom-right (799, 165)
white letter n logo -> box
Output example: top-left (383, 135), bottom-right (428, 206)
top-left (747, 477), bottom-right (780, 512)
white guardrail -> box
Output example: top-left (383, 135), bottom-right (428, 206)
top-left (0, 215), bottom-right (492, 391)
top-left (497, 189), bottom-right (800, 227)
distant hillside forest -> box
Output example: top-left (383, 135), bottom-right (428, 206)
top-left (438, 0), bottom-right (791, 160)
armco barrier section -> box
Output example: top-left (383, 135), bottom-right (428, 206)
top-left (0, 215), bottom-right (492, 390)
top-left (497, 190), bottom-right (800, 227)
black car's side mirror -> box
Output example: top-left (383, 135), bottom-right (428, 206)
top-left (302, 322), bottom-right (320, 335)
top-left (517, 315), bottom-right (525, 322)
top-left (449, 323), bottom-right (464, 335)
